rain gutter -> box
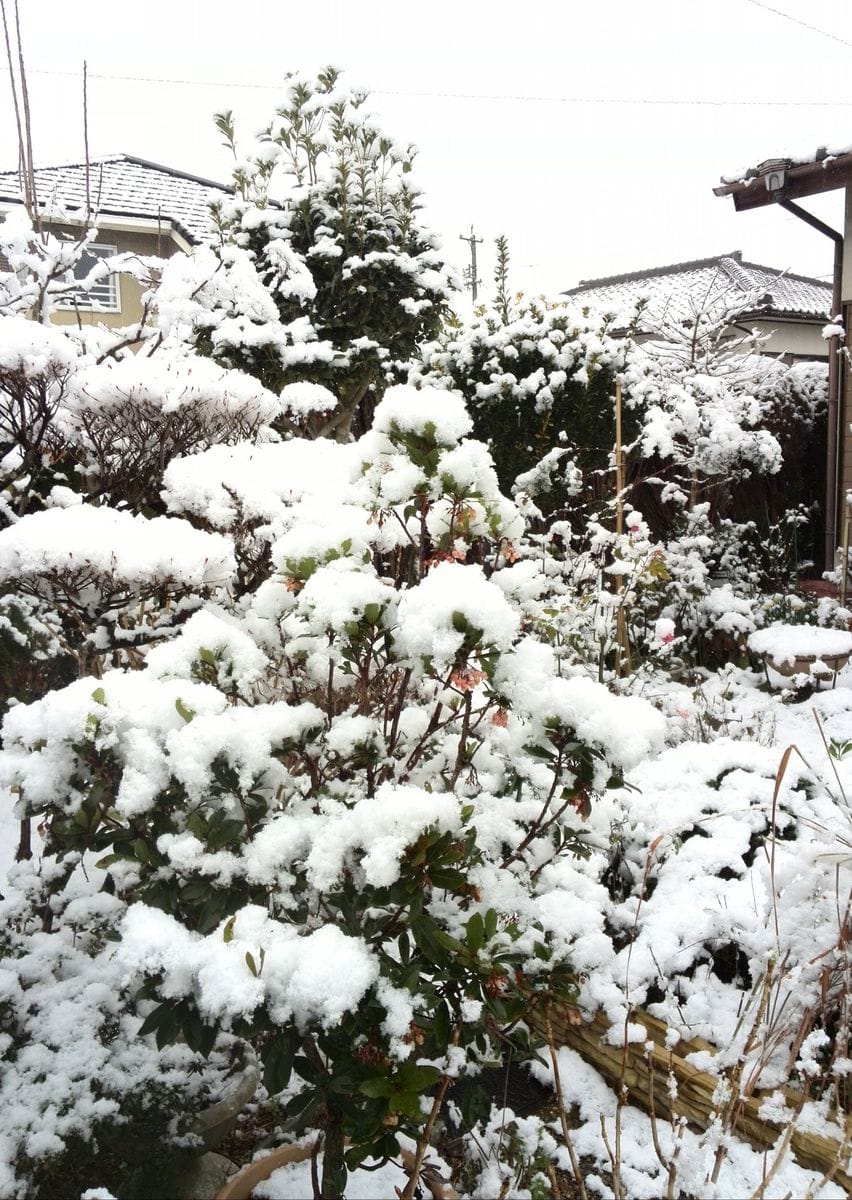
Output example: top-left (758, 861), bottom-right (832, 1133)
top-left (777, 198), bottom-right (843, 572)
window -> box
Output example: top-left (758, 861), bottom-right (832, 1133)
top-left (58, 243), bottom-right (120, 312)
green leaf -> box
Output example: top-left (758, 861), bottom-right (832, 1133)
top-left (451, 611), bottom-right (469, 634)
top-left (457, 1079), bottom-right (492, 1129)
top-left (398, 931), bottom-right (410, 966)
top-left (138, 1003), bottom-right (172, 1038)
top-left (182, 1008), bottom-right (207, 1053)
top-left (466, 911), bottom-right (485, 954)
top-left (429, 866), bottom-right (466, 891)
top-left (90, 687), bottom-right (106, 705)
top-left (131, 837), bottom-right (156, 865)
top-left (433, 1000), bottom-right (451, 1047)
top-left (175, 697), bottom-right (196, 723)
top-left (245, 951), bottom-right (258, 977)
top-left (262, 1032), bottom-right (297, 1095)
top-left (94, 851), bottom-right (130, 869)
top-left (197, 891), bottom-right (231, 934)
top-left (358, 1077), bottom-right (393, 1099)
top-left (410, 915), bottom-right (444, 962)
top-left (222, 916), bottom-right (236, 944)
top-left (198, 646), bottom-right (217, 666)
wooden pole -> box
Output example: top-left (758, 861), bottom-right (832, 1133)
top-left (614, 380), bottom-right (631, 676)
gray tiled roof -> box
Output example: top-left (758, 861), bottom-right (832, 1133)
top-left (0, 154), bottom-right (233, 245)
top-left (566, 251), bottom-right (831, 327)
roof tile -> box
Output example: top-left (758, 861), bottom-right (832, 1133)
top-left (0, 154), bottom-right (233, 244)
top-left (566, 252), bottom-right (830, 325)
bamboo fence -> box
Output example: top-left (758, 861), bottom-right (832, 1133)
top-left (540, 1005), bottom-right (850, 1191)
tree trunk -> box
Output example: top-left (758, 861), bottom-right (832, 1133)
top-left (315, 370), bottom-right (373, 443)
top-left (319, 1108), bottom-right (346, 1199)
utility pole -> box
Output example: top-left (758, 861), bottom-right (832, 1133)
top-left (459, 224), bottom-right (482, 302)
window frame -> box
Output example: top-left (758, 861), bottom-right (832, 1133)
top-left (56, 242), bottom-right (121, 313)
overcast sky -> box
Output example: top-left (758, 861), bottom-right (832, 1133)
top-left (3, 0), bottom-right (852, 300)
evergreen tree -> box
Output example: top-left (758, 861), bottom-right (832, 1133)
top-left (165, 69), bottom-right (455, 441)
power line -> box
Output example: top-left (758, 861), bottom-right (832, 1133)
top-left (1, 65), bottom-right (852, 107)
top-left (742, 0), bottom-right (852, 50)
top-left (379, 88), bottom-right (852, 108)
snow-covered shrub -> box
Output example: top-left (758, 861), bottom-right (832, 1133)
top-left (419, 284), bottom-right (827, 642)
top-left (0, 505), bottom-right (236, 675)
top-left (0, 314), bottom-right (86, 528)
top-left (0, 881), bottom-right (235, 1199)
top-left (60, 350), bottom-right (285, 511)
top-left (413, 298), bottom-right (630, 518)
top-left (0, 385), bottom-right (665, 1197)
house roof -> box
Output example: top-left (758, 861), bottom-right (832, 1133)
top-left (0, 154), bottom-right (233, 245)
top-left (565, 251), bottom-right (831, 327)
top-left (714, 145), bottom-right (852, 212)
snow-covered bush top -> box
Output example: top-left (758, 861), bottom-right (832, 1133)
top-left (66, 350), bottom-right (284, 427)
top-left (0, 506), bottom-right (235, 599)
top-left (0, 312), bottom-right (83, 378)
top-left (371, 384), bottom-right (473, 445)
top-left (162, 438), bottom-right (358, 529)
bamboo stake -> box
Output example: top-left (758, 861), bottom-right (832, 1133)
top-left (615, 379), bottom-right (624, 541)
top-left (614, 379), bottom-right (631, 677)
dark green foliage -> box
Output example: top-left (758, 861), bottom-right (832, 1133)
top-left (415, 299), bottom-right (632, 518)
top-left (201, 68), bottom-right (454, 440)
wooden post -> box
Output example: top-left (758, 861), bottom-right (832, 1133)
top-left (614, 380), bottom-right (630, 676)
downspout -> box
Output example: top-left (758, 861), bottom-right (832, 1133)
top-left (777, 198), bottom-right (843, 573)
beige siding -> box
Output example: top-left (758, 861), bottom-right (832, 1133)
top-left (748, 319), bottom-right (829, 359)
top-left (45, 225), bottom-right (179, 330)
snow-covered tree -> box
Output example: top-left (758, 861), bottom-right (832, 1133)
top-left (157, 68), bottom-right (455, 442)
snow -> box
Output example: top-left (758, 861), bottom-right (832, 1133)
top-left (304, 783), bottom-right (462, 890)
top-left (0, 506), bottom-right (235, 597)
top-left (163, 439), bottom-right (358, 528)
top-left (394, 561), bottom-right (520, 671)
top-left (372, 384), bottom-right (473, 445)
top-left (748, 623), bottom-right (852, 664)
top-left (1, 212), bottom-right (850, 1200)
top-left (143, 609), bottom-right (267, 698)
top-left (279, 380), bottom-right (337, 415)
top-left (119, 905), bottom-right (379, 1030)
top-left (544, 675), bottom-right (667, 772)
